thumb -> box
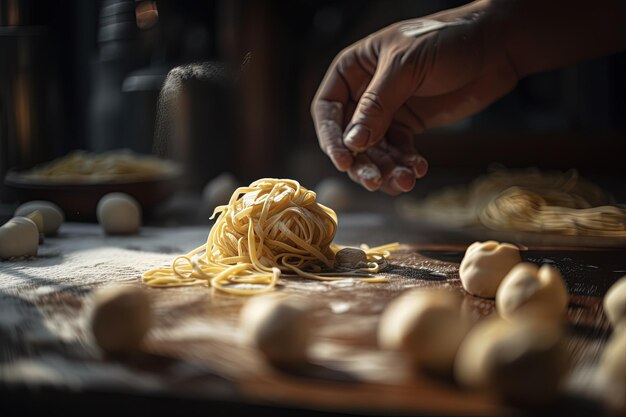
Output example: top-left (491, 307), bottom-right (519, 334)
top-left (344, 62), bottom-right (412, 152)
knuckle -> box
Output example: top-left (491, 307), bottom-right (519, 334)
top-left (385, 45), bottom-right (408, 66)
top-left (337, 46), bottom-right (354, 62)
top-left (333, 46), bottom-right (355, 70)
top-left (407, 34), bottom-right (440, 89)
top-left (310, 100), bottom-right (320, 118)
top-left (311, 99), bottom-right (327, 119)
top-left (317, 121), bottom-right (342, 147)
top-left (358, 91), bottom-right (386, 116)
top-left (310, 98), bottom-right (320, 117)
top-left (312, 100), bottom-right (343, 122)
top-left (324, 143), bottom-right (344, 157)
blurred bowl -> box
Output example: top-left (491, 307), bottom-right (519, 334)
top-left (5, 168), bottom-right (182, 220)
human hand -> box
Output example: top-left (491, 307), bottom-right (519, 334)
top-left (312, 1), bottom-right (518, 194)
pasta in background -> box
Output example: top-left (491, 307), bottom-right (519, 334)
top-left (398, 168), bottom-right (626, 237)
top-left (19, 150), bottom-right (179, 182)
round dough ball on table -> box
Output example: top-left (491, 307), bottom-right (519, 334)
top-left (240, 293), bottom-right (311, 367)
top-left (23, 210), bottom-right (45, 237)
top-left (15, 200), bottom-right (64, 235)
top-left (459, 241), bottom-right (521, 298)
top-left (90, 286), bottom-right (152, 354)
top-left (604, 276), bottom-right (626, 328)
top-left (598, 325), bottom-right (626, 413)
top-left (0, 217), bottom-right (39, 259)
top-left (496, 263), bottom-right (569, 322)
top-left (454, 316), bottom-right (568, 406)
top-left (315, 177), bottom-right (351, 211)
top-left (378, 289), bottom-right (471, 374)
top-left (202, 173), bottom-right (239, 209)
top-left (96, 193), bottom-right (142, 235)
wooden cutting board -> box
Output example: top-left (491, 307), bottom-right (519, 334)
top-left (0, 222), bottom-right (622, 416)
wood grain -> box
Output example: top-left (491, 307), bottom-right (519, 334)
top-left (0, 224), bottom-right (622, 416)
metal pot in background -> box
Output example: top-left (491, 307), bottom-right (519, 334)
top-left (0, 0), bottom-right (63, 202)
top-left (121, 64), bottom-right (170, 154)
top-left (154, 61), bottom-right (237, 190)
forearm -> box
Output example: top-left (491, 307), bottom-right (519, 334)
top-left (486, 0), bottom-right (626, 77)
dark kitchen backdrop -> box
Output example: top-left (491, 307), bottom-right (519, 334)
top-left (1, 0), bottom-right (624, 207)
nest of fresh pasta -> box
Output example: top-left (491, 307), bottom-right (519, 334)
top-left (143, 178), bottom-right (398, 295)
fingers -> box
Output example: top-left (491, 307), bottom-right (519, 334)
top-left (367, 144), bottom-right (416, 195)
top-left (387, 123), bottom-right (428, 179)
top-left (344, 55), bottom-right (414, 153)
top-left (383, 167), bottom-right (416, 195)
top-left (312, 47), bottom-right (374, 172)
top-left (313, 17), bottom-right (512, 187)
top-left (347, 154), bottom-right (382, 191)
top-left (347, 139), bottom-right (419, 195)
top-left (312, 100), bottom-right (353, 171)
top-left (342, 22), bottom-right (482, 152)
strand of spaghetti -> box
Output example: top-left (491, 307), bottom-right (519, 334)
top-left (364, 242), bottom-right (401, 253)
top-left (172, 256), bottom-right (194, 279)
top-left (280, 259), bottom-right (387, 283)
top-left (211, 267), bottom-right (280, 295)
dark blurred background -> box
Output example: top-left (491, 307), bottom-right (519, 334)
top-left (1, 0), bottom-right (625, 207)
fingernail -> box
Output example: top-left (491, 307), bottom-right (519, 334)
top-left (357, 165), bottom-right (381, 182)
top-left (391, 168), bottom-right (415, 192)
top-left (415, 158), bottom-right (428, 178)
top-left (357, 165), bottom-right (381, 190)
top-left (344, 124), bottom-right (370, 151)
top-left (390, 175), bottom-right (403, 191)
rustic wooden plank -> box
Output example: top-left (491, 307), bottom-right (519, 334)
top-left (0, 223), bottom-right (621, 416)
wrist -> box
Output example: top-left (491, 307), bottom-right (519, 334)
top-left (481, 0), bottom-right (626, 77)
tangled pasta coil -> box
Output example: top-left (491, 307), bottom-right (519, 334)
top-left (481, 187), bottom-right (626, 236)
top-left (143, 178), bottom-right (397, 295)
top-left (398, 168), bottom-right (626, 237)
top-left (19, 150), bottom-right (179, 182)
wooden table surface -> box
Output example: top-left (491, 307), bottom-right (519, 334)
top-left (0, 216), bottom-right (623, 416)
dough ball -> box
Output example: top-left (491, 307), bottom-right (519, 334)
top-left (378, 289), bottom-right (471, 373)
top-left (315, 177), bottom-right (351, 211)
top-left (604, 276), bottom-right (626, 328)
top-left (96, 193), bottom-right (142, 235)
top-left (454, 316), bottom-right (567, 406)
top-left (598, 326), bottom-right (626, 413)
top-left (0, 217), bottom-right (39, 259)
top-left (334, 247), bottom-right (368, 269)
top-left (240, 293), bottom-right (311, 366)
top-left (202, 173), bottom-right (239, 209)
top-left (90, 286), bottom-right (152, 354)
top-left (496, 263), bottom-right (569, 322)
top-left (15, 200), bottom-right (64, 235)
top-left (23, 210), bottom-right (44, 235)
top-left (459, 241), bottom-right (521, 298)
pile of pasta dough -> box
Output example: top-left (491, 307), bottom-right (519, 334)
top-left (398, 168), bottom-right (626, 236)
